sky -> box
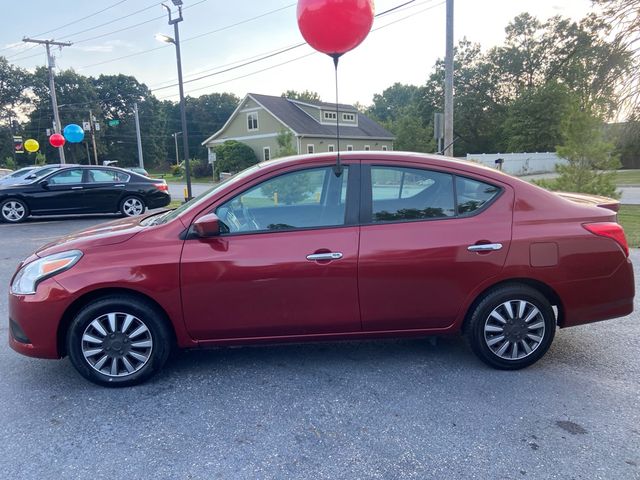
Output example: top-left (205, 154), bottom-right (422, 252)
top-left (2, 0), bottom-right (594, 106)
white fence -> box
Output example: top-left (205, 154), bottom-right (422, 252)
top-left (465, 152), bottom-right (567, 176)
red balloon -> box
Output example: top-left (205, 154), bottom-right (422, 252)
top-left (49, 133), bottom-right (66, 148)
top-left (297, 0), bottom-right (375, 56)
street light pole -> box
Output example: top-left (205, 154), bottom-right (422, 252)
top-left (158, 1), bottom-right (192, 200)
top-left (172, 131), bottom-right (182, 165)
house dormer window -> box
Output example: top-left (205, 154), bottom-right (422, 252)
top-left (247, 112), bottom-right (259, 131)
top-left (323, 111), bottom-right (337, 121)
top-left (342, 113), bottom-right (355, 122)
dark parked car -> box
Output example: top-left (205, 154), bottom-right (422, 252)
top-left (8, 152), bottom-right (634, 386)
top-left (0, 165), bottom-right (170, 222)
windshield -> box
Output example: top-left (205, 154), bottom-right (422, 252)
top-left (156, 163), bottom-right (265, 225)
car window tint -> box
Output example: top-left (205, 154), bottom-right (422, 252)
top-left (371, 166), bottom-right (455, 222)
top-left (86, 169), bottom-right (129, 183)
top-left (216, 166), bottom-right (349, 233)
top-left (47, 169), bottom-right (83, 185)
top-left (456, 176), bottom-right (500, 215)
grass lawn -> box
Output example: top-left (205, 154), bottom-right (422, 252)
top-left (615, 170), bottom-right (640, 185)
top-left (618, 204), bottom-right (640, 248)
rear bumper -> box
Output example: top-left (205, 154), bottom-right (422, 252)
top-left (557, 257), bottom-right (635, 328)
top-left (146, 192), bottom-right (171, 209)
top-left (8, 278), bottom-right (72, 359)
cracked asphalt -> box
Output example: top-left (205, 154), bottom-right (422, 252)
top-left (0, 216), bottom-right (638, 479)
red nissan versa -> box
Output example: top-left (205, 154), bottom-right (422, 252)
top-left (8, 152), bottom-right (635, 386)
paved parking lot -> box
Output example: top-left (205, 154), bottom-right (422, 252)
top-left (0, 216), bottom-right (638, 479)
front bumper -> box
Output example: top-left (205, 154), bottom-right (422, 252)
top-left (8, 278), bottom-right (73, 359)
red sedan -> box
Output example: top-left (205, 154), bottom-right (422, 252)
top-left (8, 152), bottom-right (634, 386)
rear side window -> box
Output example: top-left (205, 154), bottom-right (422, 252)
top-left (456, 177), bottom-right (500, 215)
top-left (47, 169), bottom-right (83, 185)
top-left (370, 166), bottom-right (455, 222)
top-left (86, 169), bottom-right (130, 183)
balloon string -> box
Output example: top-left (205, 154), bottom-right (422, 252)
top-left (332, 54), bottom-right (343, 177)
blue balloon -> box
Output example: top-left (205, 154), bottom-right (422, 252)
top-left (63, 124), bottom-right (85, 143)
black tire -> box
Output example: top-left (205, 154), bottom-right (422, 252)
top-left (466, 284), bottom-right (556, 370)
top-left (0, 198), bottom-right (29, 223)
top-left (67, 295), bottom-right (172, 387)
top-left (120, 196), bottom-right (146, 217)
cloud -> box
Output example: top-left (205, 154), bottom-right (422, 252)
top-left (75, 39), bottom-right (136, 54)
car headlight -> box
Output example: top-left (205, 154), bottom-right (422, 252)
top-left (11, 250), bottom-right (83, 295)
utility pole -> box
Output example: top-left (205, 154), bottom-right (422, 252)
top-left (443, 0), bottom-right (454, 157)
top-left (172, 132), bottom-right (182, 165)
top-left (133, 103), bottom-right (144, 169)
top-left (23, 37), bottom-right (72, 164)
top-left (88, 110), bottom-right (99, 165)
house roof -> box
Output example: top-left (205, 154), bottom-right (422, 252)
top-left (249, 93), bottom-right (394, 139)
top-left (202, 93), bottom-right (395, 145)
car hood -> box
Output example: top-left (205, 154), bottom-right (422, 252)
top-left (36, 215), bottom-right (145, 257)
top-left (554, 191), bottom-right (620, 212)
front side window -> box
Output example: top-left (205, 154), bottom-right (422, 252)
top-left (47, 169), bottom-right (83, 185)
top-left (370, 166), bottom-right (455, 222)
top-left (247, 112), bottom-right (258, 131)
top-left (456, 176), bottom-right (500, 215)
top-left (216, 166), bottom-right (349, 234)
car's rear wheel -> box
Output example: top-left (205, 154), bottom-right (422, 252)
top-left (1, 198), bottom-right (29, 223)
top-left (67, 296), bottom-right (172, 387)
top-left (466, 284), bottom-right (556, 369)
top-left (120, 196), bottom-right (145, 217)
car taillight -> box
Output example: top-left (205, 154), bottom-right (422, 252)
top-left (583, 222), bottom-right (629, 257)
top-left (154, 182), bottom-right (169, 192)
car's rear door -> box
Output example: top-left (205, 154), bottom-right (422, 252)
top-left (180, 163), bottom-right (362, 340)
top-left (82, 168), bottom-right (129, 213)
top-left (358, 161), bottom-right (513, 331)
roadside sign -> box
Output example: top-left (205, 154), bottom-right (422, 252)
top-left (13, 136), bottom-right (24, 154)
top-left (108, 119), bottom-right (120, 127)
top-left (82, 121), bottom-right (90, 131)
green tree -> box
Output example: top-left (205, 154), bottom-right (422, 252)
top-left (213, 140), bottom-right (258, 176)
top-left (260, 171), bottom-right (316, 204)
top-left (552, 106), bottom-right (621, 197)
top-left (385, 116), bottom-right (434, 153)
top-left (274, 130), bottom-right (297, 158)
top-left (281, 90), bottom-right (321, 102)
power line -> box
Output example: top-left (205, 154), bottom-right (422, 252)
top-left (156, 0), bottom-right (444, 101)
top-left (56, 1), bottom-right (163, 41)
top-left (32, 0), bottom-right (130, 37)
top-left (154, 0), bottom-right (435, 96)
top-left (77, 2), bottom-right (296, 70)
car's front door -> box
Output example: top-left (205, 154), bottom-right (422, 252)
top-left (358, 163), bottom-right (513, 331)
top-left (180, 163), bottom-right (361, 340)
top-left (28, 168), bottom-right (87, 214)
top-left (82, 169), bottom-right (129, 213)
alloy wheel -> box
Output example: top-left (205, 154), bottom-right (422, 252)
top-left (483, 299), bottom-right (546, 361)
top-left (81, 312), bottom-right (153, 377)
top-left (2, 201), bottom-right (26, 222)
top-left (122, 198), bottom-right (144, 216)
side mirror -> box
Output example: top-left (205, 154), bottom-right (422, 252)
top-left (39, 180), bottom-right (49, 188)
top-left (193, 213), bottom-right (221, 238)
top-left (25, 174), bottom-right (36, 180)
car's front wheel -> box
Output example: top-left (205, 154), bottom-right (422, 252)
top-left (466, 284), bottom-right (556, 369)
top-left (67, 296), bottom-right (172, 387)
top-left (1, 198), bottom-right (29, 223)
top-left (120, 196), bottom-right (145, 217)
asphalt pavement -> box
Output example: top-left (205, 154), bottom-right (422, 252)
top-left (0, 216), bottom-right (638, 479)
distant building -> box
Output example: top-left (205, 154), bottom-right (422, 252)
top-left (202, 93), bottom-right (395, 161)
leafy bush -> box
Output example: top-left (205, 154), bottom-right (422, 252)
top-left (260, 171), bottom-right (317, 204)
top-left (190, 159), bottom-right (212, 178)
top-left (170, 164), bottom-right (183, 177)
top-left (213, 141), bottom-right (258, 177)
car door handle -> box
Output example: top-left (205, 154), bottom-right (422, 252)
top-left (114, 184), bottom-right (125, 187)
top-left (71, 186), bottom-right (83, 190)
top-left (467, 243), bottom-right (503, 252)
top-left (306, 252), bottom-right (343, 261)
